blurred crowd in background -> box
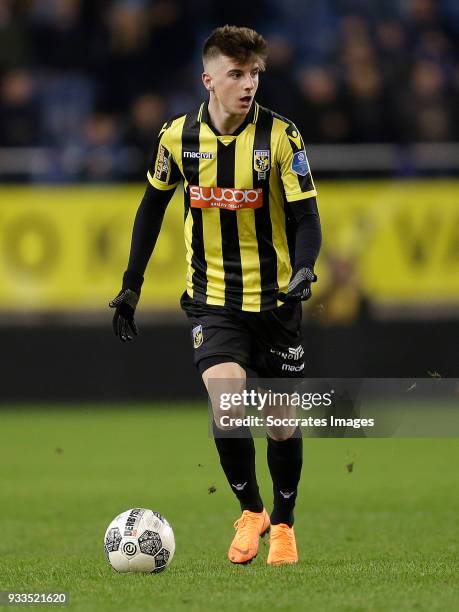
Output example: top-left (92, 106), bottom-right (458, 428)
top-left (1, 0), bottom-right (458, 181)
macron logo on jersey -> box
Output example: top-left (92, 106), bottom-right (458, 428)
top-left (189, 186), bottom-right (263, 210)
top-left (183, 151), bottom-right (214, 159)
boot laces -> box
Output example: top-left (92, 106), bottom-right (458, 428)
top-left (233, 510), bottom-right (261, 531)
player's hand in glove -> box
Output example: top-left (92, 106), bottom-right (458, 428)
top-left (109, 271), bottom-right (143, 341)
top-left (278, 267), bottom-right (317, 303)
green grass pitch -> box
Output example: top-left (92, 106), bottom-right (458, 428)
top-left (0, 405), bottom-right (458, 611)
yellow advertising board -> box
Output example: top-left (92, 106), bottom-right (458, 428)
top-left (0, 180), bottom-right (457, 311)
top-left (317, 180), bottom-right (459, 304)
top-left (0, 185), bottom-right (185, 311)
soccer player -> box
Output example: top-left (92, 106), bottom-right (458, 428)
top-left (110, 25), bottom-right (322, 565)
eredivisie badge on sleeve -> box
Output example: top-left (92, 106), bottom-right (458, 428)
top-left (291, 150), bottom-right (310, 176)
top-left (253, 149), bottom-right (270, 180)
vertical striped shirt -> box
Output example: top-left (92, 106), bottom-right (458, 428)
top-left (147, 101), bottom-right (317, 311)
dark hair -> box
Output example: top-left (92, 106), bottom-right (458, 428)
top-left (203, 25), bottom-right (268, 69)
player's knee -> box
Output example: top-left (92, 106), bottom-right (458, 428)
top-left (262, 402), bottom-right (298, 441)
top-left (213, 411), bottom-right (246, 432)
top-left (266, 424), bottom-right (297, 442)
top-left (212, 398), bottom-right (245, 429)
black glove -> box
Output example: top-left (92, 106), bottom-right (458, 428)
top-left (109, 271), bottom-right (143, 341)
top-left (278, 266), bottom-right (317, 303)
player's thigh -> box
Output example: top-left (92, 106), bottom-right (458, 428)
top-left (251, 304), bottom-right (303, 440)
top-left (203, 361), bottom-right (247, 429)
top-left (181, 303), bottom-right (250, 429)
top-left (183, 308), bottom-right (250, 375)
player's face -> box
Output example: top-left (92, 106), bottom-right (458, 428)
top-left (203, 54), bottom-right (260, 116)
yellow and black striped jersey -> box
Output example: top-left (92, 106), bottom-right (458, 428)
top-left (147, 101), bottom-right (317, 312)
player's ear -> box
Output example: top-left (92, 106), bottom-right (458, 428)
top-left (202, 72), bottom-right (213, 92)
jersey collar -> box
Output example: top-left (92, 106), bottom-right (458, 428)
top-left (198, 100), bottom-right (259, 136)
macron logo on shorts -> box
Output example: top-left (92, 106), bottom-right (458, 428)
top-left (288, 346), bottom-right (304, 360)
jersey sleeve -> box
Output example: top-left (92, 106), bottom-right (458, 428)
top-left (146, 123), bottom-right (181, 191)
top-left (277, 123), bottom-right (317, 203)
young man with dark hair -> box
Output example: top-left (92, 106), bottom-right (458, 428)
top-left (110, 25), bottom-right (322, 565)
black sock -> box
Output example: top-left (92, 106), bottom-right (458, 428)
top-left (267, 427), bottom-right (303, 527)
top-left (213, 421), bottom-right (263, 513)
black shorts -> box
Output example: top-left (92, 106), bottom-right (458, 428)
top-left (180, 292), bottom-right (305, 378)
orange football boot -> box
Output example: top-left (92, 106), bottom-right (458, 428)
top-left (267, 523), bottom-right (298, 565)
top-left (228, 509), bottom-right (270, 564)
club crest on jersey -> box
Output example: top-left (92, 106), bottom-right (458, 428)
top-left (291, 150), bottom-right (309, 176)
top-left (192, 324), bottom-right (203, 349)
top-left (253, 149), bottom-right (270, 180)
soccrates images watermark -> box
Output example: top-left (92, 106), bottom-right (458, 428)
top-left (207, 378), bottom-right (459, 438)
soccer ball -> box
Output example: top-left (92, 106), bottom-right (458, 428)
top-left (104, 508), bottom-right (175, 573)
